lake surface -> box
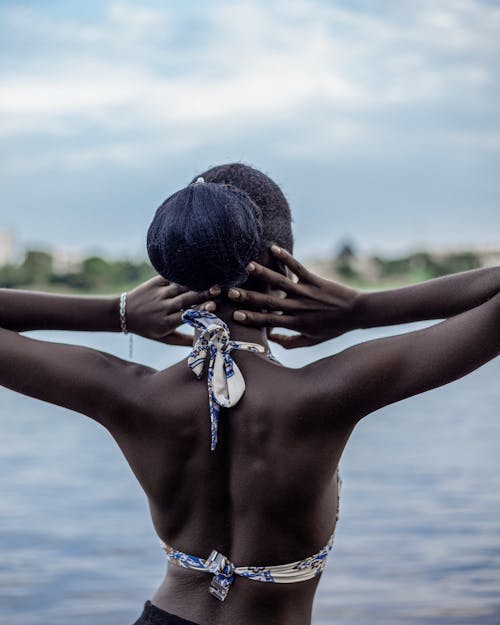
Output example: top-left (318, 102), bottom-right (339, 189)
top-left (1, 325), bottom-right (499, 625)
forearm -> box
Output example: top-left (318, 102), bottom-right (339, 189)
top-left (0, 289), bottom-right (121, 332)
top-left (353, 266), bottom-right (500, 329)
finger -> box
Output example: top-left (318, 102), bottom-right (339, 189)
top-left (270, 245), bottom-right (317, 284)
top-left (158, 331), bottom-right (193, 347)
top-left (228, 288), bottom-right (306, 312)
top-left (165, 310), bottom-right (192, 333)
top-left (232, 310), bottom-right (297, 328)
top-left (268, 332), bottom-right (315, 349)
top-left (175, 301), bottom-right (217, 318)
top-left (169, 286), bottom-right (221, 311)
top-left (246, 261), bottom-right (303, 296)
top-left (150, 274), bottom-right (170, 287)
top-left (164, 283), bottom-right (190, 299)
top-left (164, 301), bottom-right (214, 331)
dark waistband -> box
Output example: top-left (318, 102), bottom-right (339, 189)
top-left (134, 601), bottom-right (201, 625)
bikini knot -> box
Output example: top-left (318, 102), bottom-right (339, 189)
top-left (205, 549), bottom-right (236, 601)
top-left (182, 310), bottom-right (265, 450)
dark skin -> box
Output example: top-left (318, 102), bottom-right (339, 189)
top-left (0, 276), bottom-right (219, 344)
top-left (1, 251), bottom-right (500, 625)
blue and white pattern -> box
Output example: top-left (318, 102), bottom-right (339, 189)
top-left (165, 311), bottom-right (343, 600)
top-left (160, 471), bottom-right (342, 600)
top-left (161, 529), bottom-right (334, 600)
top-left (182, 309), bottom-right (266, 450)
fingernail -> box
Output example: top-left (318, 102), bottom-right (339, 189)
top-left (205, 302), bottom-right (216, 311)
top-left (209, 285), bottom-right (221, 295)
top-left (271, 244), bottom-right (281, 254)
top-left (228, 288), bottom-right (240, 299)
top-left (247, 262), bottom-right (255, 272)
top-left (233, 311), bottom-right (246, 321)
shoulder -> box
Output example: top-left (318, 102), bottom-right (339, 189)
top-left (108, 359), bottom-right (197, 433)
top-left (277, 353), bottom-right (361, 432)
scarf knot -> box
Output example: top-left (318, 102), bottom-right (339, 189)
top-left (182, 309), bottom-right (265, 450)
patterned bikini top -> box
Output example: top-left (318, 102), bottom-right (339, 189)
top-left (161, 468), bottom-right (342, 601)
top-left (181, 309), bottom-right (268, 450)
top-left (162, 309), bottom-right (342, 601)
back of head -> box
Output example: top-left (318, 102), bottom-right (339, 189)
top-left (147, 164), bottom-right (293, 291)
top-left (147, 180), bottom-right (263, 291)
top-left (193, 163), bottom-right (293, 254)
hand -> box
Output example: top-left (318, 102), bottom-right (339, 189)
top-left (228, 246), bottom-right (359, 348)
top-left (126, 276), bottom-right (220, 346)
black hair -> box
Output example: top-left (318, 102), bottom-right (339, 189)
top-left (147, 163), bottom-right (293, 291)
top-left (147, 181), bottom-right (263, 291)
top-left (192, 163), bottom-right (293, 254)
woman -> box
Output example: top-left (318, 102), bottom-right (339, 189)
top-left (1, 163), bottom-right (499, 625)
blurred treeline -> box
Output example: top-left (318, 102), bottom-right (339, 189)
top-left (0, 250), bottom-right (155, 293)
top-left (333, 249), bottom-right (482, 288)
top-left (373, 251), bottom-right (481, 280)
top-left (320, 243), bottom-right (484, 289)
top-left (0, 247), bottom-right (484, 293)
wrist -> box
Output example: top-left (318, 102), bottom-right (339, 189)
top-left (108, 295), bottom-right (122, 332)
top-left (116, 292), bottom-right (135, 358)
top-left (349, 290), bottom-right (371, 330)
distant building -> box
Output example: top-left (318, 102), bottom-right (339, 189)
top-left (52, 247), bottom-right (84, 274)
top-left (474, 247), bottom-right (500, 268)
top-left (0, 229), bottom-right (16, 266)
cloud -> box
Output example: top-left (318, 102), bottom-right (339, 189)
top-left (2, 0), bottom-right (498, 161)
top-left (0, 0), bottom-right (499, 257)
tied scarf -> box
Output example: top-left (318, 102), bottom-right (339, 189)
top-left (182, 309), bottom-right (265, 450)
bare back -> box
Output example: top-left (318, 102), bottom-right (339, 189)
top-left (109, 349), bottom-right (349, 625)
top-left (3, 286), bottom-right (499, 625)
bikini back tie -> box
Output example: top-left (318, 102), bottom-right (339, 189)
top-left (181, 309), bottom-right (265, 450)
top-left (162, 533), bottom-right (335, 601)
top-left (160, 470), bottom-right (342, 601)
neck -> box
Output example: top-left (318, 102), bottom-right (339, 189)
top-left (192, 301), bottom-right (269, 350)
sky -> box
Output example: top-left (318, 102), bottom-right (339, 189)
top-left (0, 0), bottom-right (499, 261)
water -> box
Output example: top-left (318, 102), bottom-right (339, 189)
top-left (1, 325), bottom-right (500, 624)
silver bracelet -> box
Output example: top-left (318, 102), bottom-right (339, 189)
top-left (119, 292), bottom-right (133, 358)
top-left (119, 292), bottom-right (128, 334)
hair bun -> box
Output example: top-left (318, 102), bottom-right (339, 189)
top-left (147, 182), bottom-right (263, 291)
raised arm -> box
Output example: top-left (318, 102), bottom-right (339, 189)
top-left (0, 277), bottom-right (219, 345)
top-left (0, 326), bottom-right (153, 428)
top-left (316, 289), bottom-right (500, 422)
top-left (0, 288), bottom-right (120, 332)
top-left (229, 246), bottom-right (500, 348)
top-left (354, 265), bottom-right (500, 328)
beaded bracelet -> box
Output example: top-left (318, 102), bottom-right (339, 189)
top-left (119, 292), bottom-right (133, 358)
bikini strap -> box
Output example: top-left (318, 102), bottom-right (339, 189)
top-left (161, 530), bottom-right (336, 601)
top-left (182, 310), bottom-right (266, 450)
